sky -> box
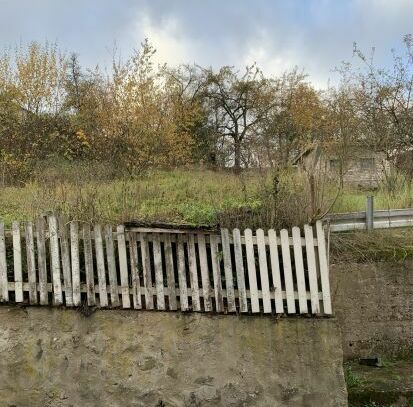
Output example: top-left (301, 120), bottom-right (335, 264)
top-left (0, 0), bottom-right (412, 88)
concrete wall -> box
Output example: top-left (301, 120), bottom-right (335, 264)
top-left (331, 260), bottom-right (413, 360)
top-left (0, 307), bottom-right (347, 407)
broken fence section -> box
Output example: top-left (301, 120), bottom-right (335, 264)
top-left (0, 217), bottom-right (332, 315)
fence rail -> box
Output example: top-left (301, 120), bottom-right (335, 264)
top-left (0, 217), bottom-right (332, 315)
top-left (326, 208), bottom-right (413, 232)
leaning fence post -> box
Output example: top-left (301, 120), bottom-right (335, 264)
top-left (366, 196), bottom-right (374, 231)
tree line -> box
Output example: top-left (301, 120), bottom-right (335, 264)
top-left (1, 36), bottom-right (413, 184)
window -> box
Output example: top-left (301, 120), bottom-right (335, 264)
top-left (329, 159), bottom-right (340, 171)
top-left (360, 158), bottom-right (375, 170)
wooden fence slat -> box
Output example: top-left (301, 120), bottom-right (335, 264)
top-left (25, 222), bottom-right (37, 304)
top-left (83, 223), bottom-right (95, 306)
top-left (59, 218), bottom-right (73, 307)
top-left (12, 221), bottom-right (23, 302)
top-left (220, 229), bottom-right (236, 313)
top-left (268, 229), bottom-right (283, 313)
top-left (292, 226), bottom-right (308, 314)
top-left (256, 229), bottom-right (272, 313)
top-left (94, 225), bottom-right (108, 307)
top-left (232, 229), bottom-right (248, 313)
top-left (152, 234), bottom-right (165, 310)
top-left (0, 223), bottom-right (9, 302)
top-left (70, 222), bottom-right (81, 306)
top-left (129, 232), bottom-right (142, 309)
top-left (164, 234), bottom-right (177, 311)
top-left (245, 228), bottom-right (259, 313)
top-left (140, 232), bottom-right (153, 310)
top-left (198, 233), bottom-right (212, 312)
top-left (176, 235), bottom-right (189, 311)
top-left (304, 224), bottom-right (320, 314)
top-left (117, 225), bottom-right (131, 309)
top-left (280, 229), bottom-right (296, 314)
top-left (188, 234), bottom-right (201, 311)
top-left (48, 216), bottom-right (63, 305)
top-left (36, 217), bottom-right (48, 305)
top-left (210, 234), bottom-right (223, 313)
top-left (316, 221), bottom-right (332, 315)
top-left (105, 225), bottom-right (120, 307)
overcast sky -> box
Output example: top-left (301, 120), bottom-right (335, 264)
top-left (0, 0), bottom-right (412, 87)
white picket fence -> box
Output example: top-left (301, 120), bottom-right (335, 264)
top-left (0, 217), bottom-right (332, 315)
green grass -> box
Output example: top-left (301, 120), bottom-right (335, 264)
top-left (0, 163), bottom-right (412, 228)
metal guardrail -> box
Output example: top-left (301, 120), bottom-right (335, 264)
top-left (325, 199), bottom-right (413, 232)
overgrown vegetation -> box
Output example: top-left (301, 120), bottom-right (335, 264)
top-left (1, 37), bottom-right (413, 226)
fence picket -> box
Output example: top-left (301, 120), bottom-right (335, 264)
top-left (129, 232), bottom-right (142, 309)
top-left (153, 235), bottom-right (165, 310)
top-left (304, 224), bottom-right (320, 314)
top-left (210, 234), bottom-right (223, 313)
top-left (257, 229), bottom-right (272, 313)
top-left (105, 225), bottom-right (120, 307)
top-left (188, 234), bottom-right (201, 311)
top-left (232, 229), bottom-right (248, 313)
top-left (221, 229), bottom-right (236, 312)
top-left (94, 225), bottom-right (108, 307)
top-left (36, 217), bottom-right (48, 305)
top-left (177, 235), bottom-right (189, 311)
top-left (70, 222), bottom-right (81, 306)
top-left (0, 223), bottom-right (8, 302)
top-left (198, 234), bottom-right (212, 312)
top-left (316, 221), bottom-right (332, 315)
top-left (164, 234), bottom-right (177, 310)
top-left (140, 232), bottom-right (153, 310)
top-left (245, 228), bottom-right (259, 313)
top-left (280, 229), bottom-right (296, 314)
top-left (48, 216), bottom-right (63, 305)
top-left (117, 225), bottom-right (131, 309)
top-left (292, 227), bottom-right (308, 314)
top-left (59, 218), bottom-right (73, 306)
top-left (12, 221), bottom-right (23, 303)
top-left (83, 223), bottom-right (95, 306)
top-left (25, 222), bottom-right (37, 304)
top-left (268, 229), bottom-right (283, 313)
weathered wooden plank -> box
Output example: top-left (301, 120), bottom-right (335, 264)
top-left (12, 221), bottom-right (23, 302)
top-left (198, 233), bottom-right (212, 312)
top-left (176, 235), bottom-right (188, 311)
top-left (280, 229), bottom-right (296, 314)
top-left (220, 229), bottom-right (236, 313)
top-left (48, 216), bottom-right (63, 305)
top-left (117, 225), bottom-right (131, 309)
top-left (70, 222), bottom-right (81, 306)
top-left (232, 229), bottom-right (247, 312)
top-left (0, 223), bottom-right (9, 302)
top-left (128, 232), bottom-right (142, 309)
top-left (244, 228), bottom-right (259, 313)
top-left (36, 217), bottom-right (48, 305)
top-left (94, 224), bottom-right (108, 307)
top-left (59, 218), bottom-right (73, 306)
top-left (82, 223), bottom-right (95, 306)
top-left (304, 224), bottom-right (320, 314)
top-left (152, 234), bottom-right (165, 310)
top-left (105, 225), bottom-right (120, 307)
top-left (210, 234), bottom-right (223, 313)
top-left (164, 234), bottom-right (177, 310)
top-left (25, 221), bottom-right (37, 304)
top-left (187, 234), bottom-right (201, 311)
top-left (292, 226), bottom-right (308, 314)
top-left (268, 229), bottom-right (283, 313)
top-left (316, 221), bottom-right (332, 314)
top-left (139, 232), bottom-right (153, 310)
top-left (256, 228), bottom-right (272, 313)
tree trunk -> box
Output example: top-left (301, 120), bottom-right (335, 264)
top-left (233, 138), bottom-right (241, 173)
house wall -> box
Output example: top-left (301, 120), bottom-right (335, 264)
top-left (0, 307), bottom-right (347, 407)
